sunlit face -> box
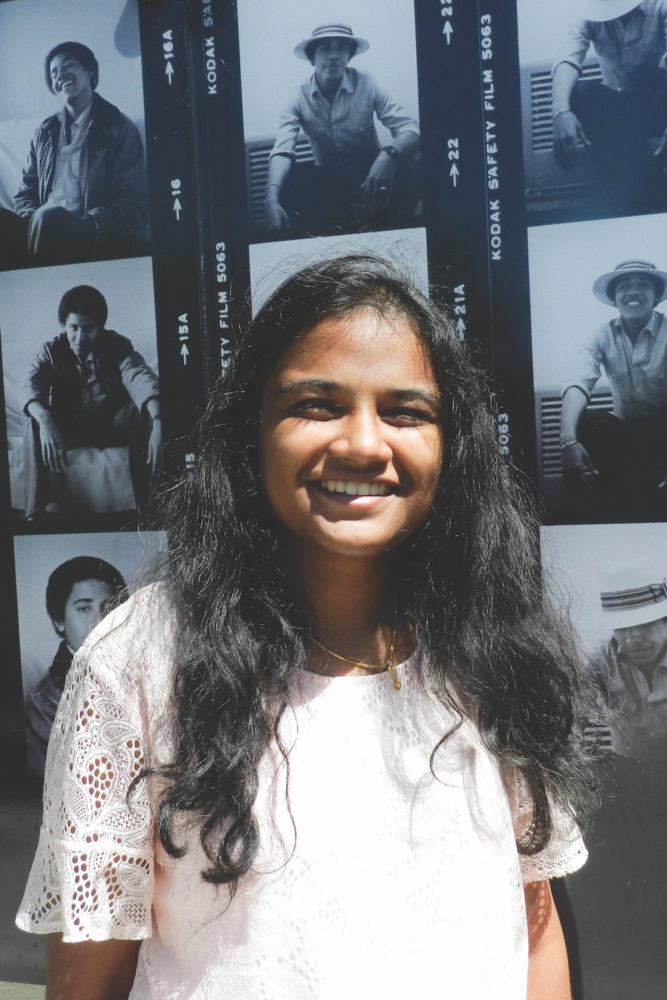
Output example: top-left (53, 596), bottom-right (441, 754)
top-left (613, 617), bottom-right (667, 672)
top-left (49, 53), bottom-right (94, 108)
top-left (312, 38), bottom-right (352, 90)
top-left (64, 313), bottom-right (101, 359)
top-left (53, 578), bottom-right (115, 651)
top-left (613, 276), bottom-right (658, 326)
top-left (259, 308), bottom-right (444, 562)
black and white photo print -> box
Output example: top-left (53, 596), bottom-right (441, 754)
top-left (0, 0), bottom-right (149, 270)
top-left (0, 256), bottom-right (161, 523)
top-left (238, 0), bottom-right (422, 241)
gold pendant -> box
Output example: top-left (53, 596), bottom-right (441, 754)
top-left (387, 663), bottom-right (402, 691)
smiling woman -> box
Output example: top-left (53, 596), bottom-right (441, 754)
top-left (18, 255), bottom-right (594, 999)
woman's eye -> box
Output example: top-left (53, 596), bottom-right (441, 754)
top-left (383, 408), bottom-right (434, 425)
top-left (288, 399), bottom-right (339, 419)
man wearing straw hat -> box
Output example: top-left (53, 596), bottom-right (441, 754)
top-left (592, 562), bottom-right (667, 759)
top-left (264, 23), bottom-right (420, 235)
top-left (552, 1), bottom-right (667, 209)
top-left (560, 259), bottom-right (667, 515)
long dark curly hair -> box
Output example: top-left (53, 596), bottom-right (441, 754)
top-left (152, 253), bottom-right (594, 892)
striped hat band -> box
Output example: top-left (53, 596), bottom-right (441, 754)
top-left (601, 580), bottom-right (667, 613)
top-left (311, 24), bottom-right (355, 40)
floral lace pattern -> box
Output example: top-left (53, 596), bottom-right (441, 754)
top-left (18, 647), bottom-right (154, 941)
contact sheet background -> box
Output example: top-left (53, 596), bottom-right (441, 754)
top-left (0, 0), bottom-right (664, 993)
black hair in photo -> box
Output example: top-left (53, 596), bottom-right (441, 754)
top-left (44, 42), bottom-right (99, 93)
top-left (46, 556), bottom-right (127, 632)
top-left (57, 285), bottom-right (108, 328)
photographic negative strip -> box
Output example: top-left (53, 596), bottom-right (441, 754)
top-left (183, 0), bottom-right (250, 387)
top-left (137, 0), bottom-right (205, 472)
top-left (414, 2), bottom-right (494, 375)
top-left (474, 1), bottom-right (536, 476)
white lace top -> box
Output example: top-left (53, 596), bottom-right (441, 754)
top-left (17, 587), bottom-right (587, 999)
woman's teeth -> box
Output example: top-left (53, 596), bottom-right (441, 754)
top-left (321, 481), bottom-right (389, 497)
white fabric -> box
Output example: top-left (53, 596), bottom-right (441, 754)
top-left (47, 444), bottom-right (136, 513)
top-left (46, 104), bottom-right (91, 214)
top-left (17, 587), bottom-right (587, 999)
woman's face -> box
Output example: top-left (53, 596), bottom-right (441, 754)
top-left (259, 307), bottom-right (444, 562)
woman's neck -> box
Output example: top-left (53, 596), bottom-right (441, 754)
top-left (292, 548), bottom-right (411, 675)
top-left (297, 548), bottom-right (391, 630)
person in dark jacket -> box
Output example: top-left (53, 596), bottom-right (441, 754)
top-left (25, 556), bottom-right (127, 777)
top-left (23, 284), bottom-right (161, 518)
top-left (0, 41), bottom-right (148, 266)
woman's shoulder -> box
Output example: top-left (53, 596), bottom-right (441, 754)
top-left (75, 581), bottom-right (181, 710)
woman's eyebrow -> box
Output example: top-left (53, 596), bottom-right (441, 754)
top-left (389, 388), bottom-right (441, 408)
top-left (274, 381), bottom-right (440, 407)
top-left (274, 379), bottom-right (340, 396)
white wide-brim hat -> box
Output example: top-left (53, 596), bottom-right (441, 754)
top-left (599, 563), bottom-right (667, 630)
top-left (583, 0), bottom-right (641, 21)
top-left (294, 23), bottom-right (370, 61)
top-left (592, 259), bottom-right (667, 305)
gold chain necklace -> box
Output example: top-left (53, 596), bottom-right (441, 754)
top-left (306, 614), bottom-right (402, 691)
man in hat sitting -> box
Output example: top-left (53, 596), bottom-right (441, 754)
top-left (551, 1), bottom-right (667, 210)
top-left (0, 41), bottom-right (148, 266)
top-left (592, 562), bottom-right (667, 760)
top-left (264, 23), bottom-right (420, 235)
top-left (560, 259), bottom-right (667, 515)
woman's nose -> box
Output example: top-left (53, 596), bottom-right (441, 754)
top-left (329, 411), bottom-right (392, 465)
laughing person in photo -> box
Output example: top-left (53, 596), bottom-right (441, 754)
top-left (0, 42), bottom-right (148, 266)
top-left (560, 258), bottom-right (667, 517)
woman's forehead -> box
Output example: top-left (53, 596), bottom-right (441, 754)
top-left (275, 308), bottom-right (433, 376)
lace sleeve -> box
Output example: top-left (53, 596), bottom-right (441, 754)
top-left (505, 770), bottom-right (588, 882)
top-left (16, 638), bottom-right (155, 942)
top-left (518, 815), bottom-right (588, 883)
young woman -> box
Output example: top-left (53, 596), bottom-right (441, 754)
top-left (18, 255), bottom-right (592, 999)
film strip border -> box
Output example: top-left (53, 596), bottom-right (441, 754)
top-left (139, 0), bottom-right (205, 474)
top-left (185, 0), bottom-right (250, 392)
top-left (477, 0), bottom-right (537, 487)
top-left (416, 1), bottom-right (493, 373)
